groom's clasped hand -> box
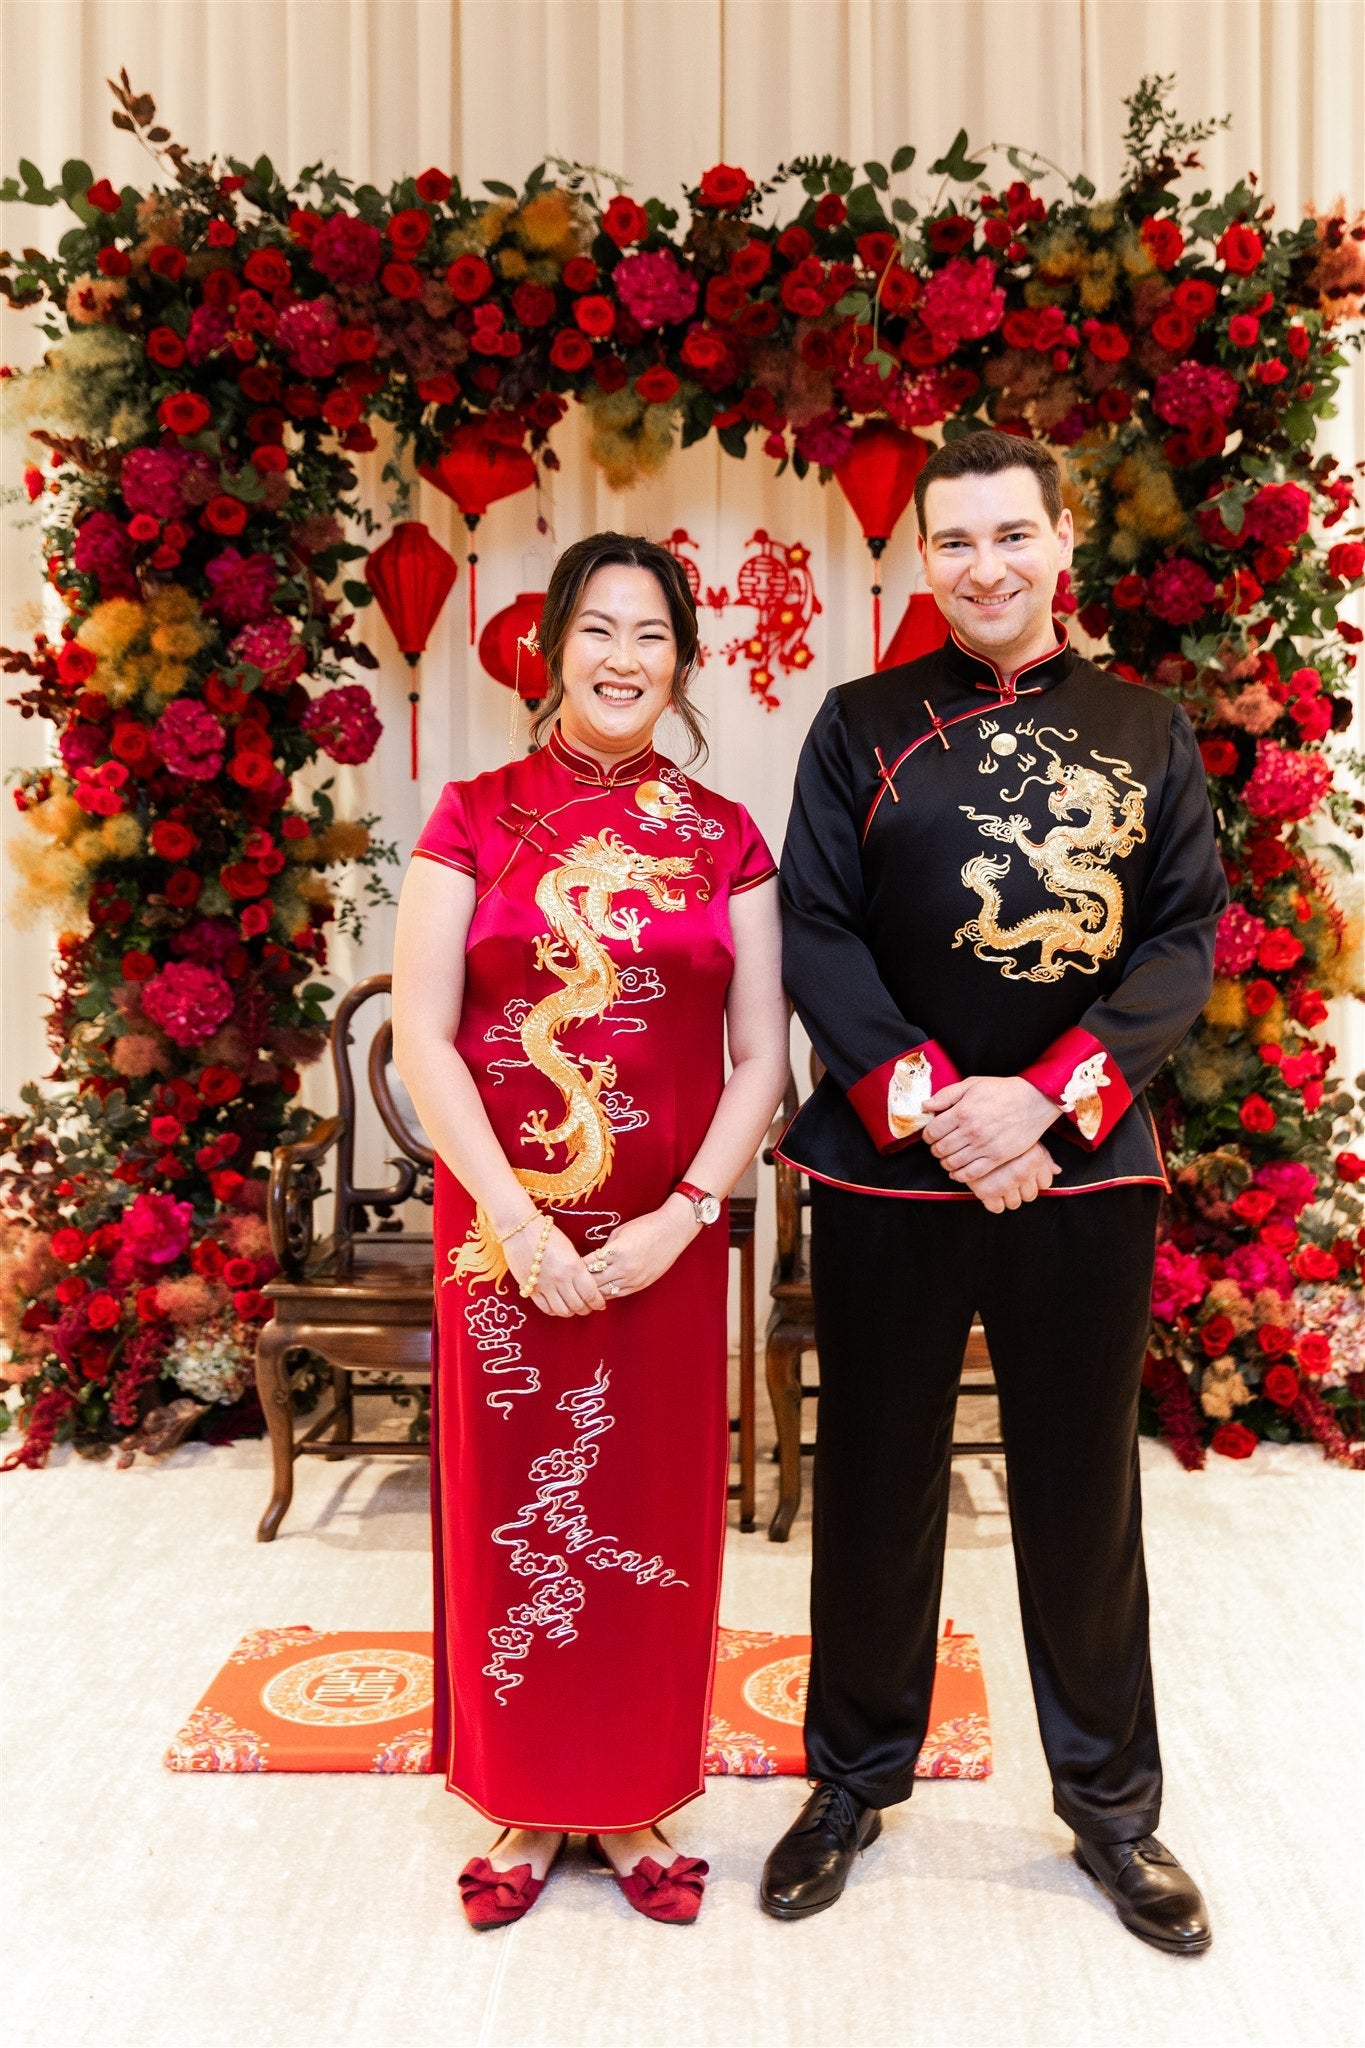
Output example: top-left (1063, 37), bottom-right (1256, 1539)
top-left (922, 1074), bottom-right (1061, 1211)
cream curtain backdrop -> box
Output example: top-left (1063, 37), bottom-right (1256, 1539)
top-left (2, 0), bottom-right (1361, 1165)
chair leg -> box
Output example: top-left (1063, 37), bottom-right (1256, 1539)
top-left (324, 1363), bottom-right (354, 1459)
top-left (255, 1322), bottom-right (297, 1542)
top-left (738, 1239), bottom-right (756, 1532)
top-left (765, 1327), bottom-right (807, 1542)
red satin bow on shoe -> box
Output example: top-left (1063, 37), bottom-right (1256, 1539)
top-left (587, 1834), bottom-right (710, 1923)
top-left (458, 1834), bottom-right (563, 1929)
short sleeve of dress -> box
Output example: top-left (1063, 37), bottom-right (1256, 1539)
top-left (411, 781), bottom-right (476, 878)
top-left (729, 804), bottom-right (778, 895)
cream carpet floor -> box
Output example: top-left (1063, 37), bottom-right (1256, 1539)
top-left (2, 1401), bottom-right (1361, 2048)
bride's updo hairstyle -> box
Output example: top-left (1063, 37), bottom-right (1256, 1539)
top-left (531, 531), bottom-right (707, 765)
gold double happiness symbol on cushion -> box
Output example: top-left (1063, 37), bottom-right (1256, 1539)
top-left (260, 1648), bottom-right (435, 1726)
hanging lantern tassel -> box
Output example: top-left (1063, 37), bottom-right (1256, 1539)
top-left (509, 621), bottom-right (542, 757)
top-left (868, 536), bottom-right (888, 668)
top-left (464, 514), bottom-right (480, 643)
top-left (405, 654), bottom-right (421, 781)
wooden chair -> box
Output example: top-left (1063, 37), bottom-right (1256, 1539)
top-left (763, 1062), bottom-right (1002, 1541)
top-left (255, 974), bottom-right (434, 1541)
top-left (256, 973), bottom-right (762, 1539)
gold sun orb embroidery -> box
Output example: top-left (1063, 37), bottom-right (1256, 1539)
top-left (954, 724), bottom-right (1147, 984)
top-left (635, 779), bottom-right (684, 822)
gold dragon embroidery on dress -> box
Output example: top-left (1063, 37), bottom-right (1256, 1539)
top-left (453, 828), bottom-right (696, 1290)
top-left (953, 723), bottom-right (1147, 984)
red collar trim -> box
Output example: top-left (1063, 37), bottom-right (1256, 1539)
top-left (947, 625), bottom-right (1071, 699)
top-left (545, 723), bottom-right (658, 787)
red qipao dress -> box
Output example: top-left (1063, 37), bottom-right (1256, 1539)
top-left (410, 725), bottom-right (776, 1831)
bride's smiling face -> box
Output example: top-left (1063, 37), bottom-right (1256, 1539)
top-left (557, 565), bottom-right (679, 759)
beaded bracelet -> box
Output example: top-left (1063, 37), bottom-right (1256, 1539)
top-left (496, 1207), bottom-right (540, 1249)
top-left (519, 1216), bottom-right (554, 1299)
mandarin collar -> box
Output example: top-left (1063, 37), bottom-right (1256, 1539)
top-left (943, 625), bottom-right (1074, 700)
top-left (544, 723), bottom-right (659, 788)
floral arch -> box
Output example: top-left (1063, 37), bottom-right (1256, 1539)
top-left (0, 76), bottom-right (1362, 1470)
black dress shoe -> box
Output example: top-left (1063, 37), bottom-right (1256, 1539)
top-left (760, 1781), bottom-right (882, 1920)
top-left (1073, 1833), bottom-right (1211, 1954)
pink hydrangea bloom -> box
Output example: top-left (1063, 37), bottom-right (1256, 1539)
top-left (203, 549), bottom-right (279, 628)
top-left (1252, 1160), bottom-right (1320, 1217)
top-left (121, 444), bottom-right (216, 521)
top-left (1223, 1242), bottom-right (1295, 1299)
top-left (186, 303), bottom-right (232, 366)
top-left (1243, 482), bottom-right (1312, 546)
top-left (919, 257), bottom-right (1005, 351)
top-left (120, 1190), bottom-right (195, 1267)
top-left (1213, 902), bottom-right (1267, 975)
top-left (1146, 556), bottom-right (1216, 626)
top-left (300, 683), bottom-right (382, 765)
top-left (152, 698), bottom-right (226, 780)
top-left (309, 213), bottom-right (383, 288)
top-left (1151, 1240), bottom-right (1208, 1322)
top-left (885, 371), bottom-right (953, 430)
top-left (72, 511), bottom-right (137, 597)
top-left (275, 298), bottom-right (344, 377)
top-left (140, 961), bottom-right (235, 1047)
top-left (794, 411), bottom-right (855, 467)
top-left (59, 726), bottom-right (104, 777)
top-left (1151, 361), bottom-right (1240, 428)
top-left (228, 618), bottom-right (307, 690)
top-left (612, 250), bottom-right (699, 330)
top-left (1242, 739), bottom-right (1333, 824)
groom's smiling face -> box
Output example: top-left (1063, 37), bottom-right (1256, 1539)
top-left (917, 467), bottom-right (1074, 671)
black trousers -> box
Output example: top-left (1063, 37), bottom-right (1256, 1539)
top-left (804, 1180), bottom-right (1163, 1844)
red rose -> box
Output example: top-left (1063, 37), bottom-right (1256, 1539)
top-left (1256, 1323), bottom-right (1295, 1357)
top-left (512, 281), bottom-right (557, 327)
top-left (211, 1169), bottom-right (246, 1203)
top-left (228, 752), bottom-right (275, 790)
top-left (705, 275), bottom-right (747, 322)
top-left (814, 194), bottom-right (847, 229)
top-left (776, 225), bottom-right (813, 263)
top-left (1327, 542), bottom-right (1365, 581)
top-left (121, 949), bottom-right (157, 982)
top-left (50, 1228), bottom-right (88, 1263)
top-left (86, 178), bottom-right (122, 214)
top-left (234, 1287), bottom-right (270, 1320)
top-left (98, 245), bottom-right (131, 278)
top-left (1226, 313), bottom-right (1260, 347)
top-left (1233, 1187), bottom-right (1277, 1224)
top-left (1140, 216), bottom-right (1184, 268)
top-left (729, 241), bottom-right (772, 288)
top-left (927, 214), bottom-right (974, 254)
top-left (85, 1290), bottom-right (122, 1329)
top-left (635, 365), bottom-right (680, 403)
top-left (164, 869), bottom-right (202, 908)
top-left (56, 642), bottom-right (99, 687)
top-left (1291, 987), bottom-right (1329, 1029)
top-left (1239, 1094), bottom-right (1276, 1134)
top-left (1296, 1334), bottom-right (1332, 1377)
top-left (1211, 1422), bottom-right (1258, 1460)
top-left (1173, 278), bottom-right (1217, 319)
top-left (206, 219), bottom-right (237, 249)
top-left (202, 495), bottom-right (248, 536)
top-left (549, 330), bottom-right (593, 372)
top-left (150, 820), bottom-right (197, 860)
top-left (603, 195), bottom-right (650, 247)
top-left (574, 294), bottom-right (616, 338)
top-left (856, 232), bottom-right (898, 273)
top-left (1149, 309), bottom-right (1196, 354)
top-left (1220, 569), bottom-right (1263, 615)
top-left (1257, 928), bottom-right (1304, 972)
top-left (559, 258), bottom-right (597, 293)
top-left (1293, 1244), bottom-right (1339, 1282)
top-left (198, 1066), bottom-right (241, 1105)
top-left (149, 1115), bottom-right (183, 1147)
top-left (738, 300), bottom-right (780, 337)
top-left (157, 392), bottom-right (211, 436)
top-left (1285, 322), bottom-right (1310, 360)
top-left (415, 167), bottom-right (452, 204)
top-left (145, 327), bottom-right (187, 370)
top-left (1253, 544), bottom-right (1293, 583)
top-left (680, 327), bottom-right (729, 372)
top-left (240, 902), bottom-right (271, 938)
top-left (375, 260), bottom-right (419, 301)
top-left (386, 207), bottom-right (431, 253)
top-left (1111, 574), bottom-right (1147, 610)
top-left (243, 247), bottom-right (292, 293)
top-left (1217, 222), bottom-right (1264, 274)
top-left (697, 164), bottom-right (753, 209)
top-left (251, 445), bottom-right (289, 477)
top-left (147, 244), bottom-right (187, 281)
top-left (321, 388), bottom-right (363, 430)
top-left (1200, 1314), bottom-right (1236, 1356)
top-left (202, 267), bottom-right (240, 310)
top-left (1085, 322), bottom-right (1130, 363)
top-left (1336, 1152), bottom-right (1365, 1183)
top-left (1243, 979), bottom-right (1278, 1018)
top-left (1261, 1363), bottom-right (1300, 1409)
top-left (445, 254), bottom-right (492, 302)
top-left (1199, 737), bottom-right (1240, 777)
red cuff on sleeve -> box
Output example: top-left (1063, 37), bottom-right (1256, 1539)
top-left (1020, 1025), bottom-right (1131, 1150)
top-left (846, 1040), bottom-right (962, 1154)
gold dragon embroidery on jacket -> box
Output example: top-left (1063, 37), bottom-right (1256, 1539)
top-left (453, 828), bottom-right (695, 1290)
top-left (953, 723), bottom-right (1147, 984)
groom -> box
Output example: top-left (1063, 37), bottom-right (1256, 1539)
top-left (763, 429), bottom-right (1226, 1953)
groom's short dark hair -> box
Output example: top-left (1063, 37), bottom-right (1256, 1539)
top-left (915, 429), bottom-right (1064, 533)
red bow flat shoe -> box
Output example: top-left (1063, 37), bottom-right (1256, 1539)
top-left (587, 1830), bottom-right (710, 1923)
top-left (458, 1832), bottom-right (563, 1929)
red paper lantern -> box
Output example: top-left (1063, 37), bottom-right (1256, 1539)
top-left (479, 592), bottom-right (548, 702)
top-left (419, 425), bottom-right (538, 643)
top-left (833, 421), bottom-right (930, 664)
top-left (877, 591), bottom-right (948, 671)
top-left (364, 521), bottom-right (458, 779)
